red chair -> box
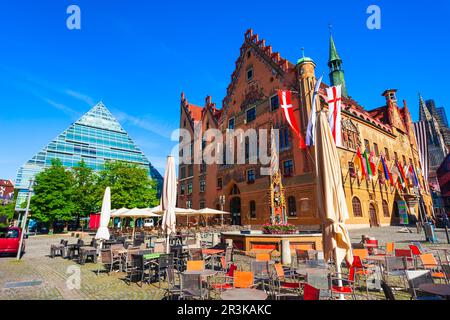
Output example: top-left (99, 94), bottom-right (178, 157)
top-left (330, 267), bottom-right (358, 300)
top-left (396, 249), bottom-right (415, 269)
top-left (303, 283), bottom-right (320, 300)
top-left (365, 239), bottom-right (379, 255)
top-left (210, 263), bottom-right (237, 291)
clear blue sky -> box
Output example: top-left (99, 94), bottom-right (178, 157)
top-left (1, 0), bottom-right (449, 180)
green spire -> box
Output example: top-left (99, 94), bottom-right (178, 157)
top-left (328, 32), bottom-right (348, 97)
top-left (329, 34), bottom-right (341, 62)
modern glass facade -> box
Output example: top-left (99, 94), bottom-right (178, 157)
top-left (15, 102), bottom-right (162, 209)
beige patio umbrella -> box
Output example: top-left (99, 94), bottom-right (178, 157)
top-left (314, 109), bottom-right (353, 291)
top-left (161, 156), bottom-right (177, 253)
top-left (197, 208), bottom-right (230, 226)
top-left (116, 208), bottom-right (160, 239)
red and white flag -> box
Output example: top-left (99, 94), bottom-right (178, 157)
top-left (278, 90), bottom-right (306, 149)
top-left (326, 85), bottom-right (342, 147)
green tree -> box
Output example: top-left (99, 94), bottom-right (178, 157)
top-left (72, 160), bottom-right (98, 219)
top-left (30, 159), bottom-right (76, 225)
top-left (96, 161), bottom-right (159, 209)
top-left (0, 201), bottom-right (16, 226)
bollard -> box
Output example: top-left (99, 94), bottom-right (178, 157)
top-left (281, 239), bottom-right (291, 265)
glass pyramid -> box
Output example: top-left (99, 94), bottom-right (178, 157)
top-left (15, 102), bottom-right (162, 208)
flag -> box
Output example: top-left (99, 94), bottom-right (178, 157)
top-left (380, 156), bottom-right (392, 184)
top-left (306, 76), bottom-right (323, 146)
top-left (326, 85), bottom-right (342, 147)
top-left (354, 148), bottom-right (366, 180)
top-left (409, 164), bottom-right (420, 188)
top-left (363, 151), bottom-right (373, 178)
top-left (369, 152), bottom-right (377, 176)
top-left (278, 90), bottom-right (306, 149)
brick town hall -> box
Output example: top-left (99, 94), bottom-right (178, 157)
top-left (177, 29), bottom-right (433, 229)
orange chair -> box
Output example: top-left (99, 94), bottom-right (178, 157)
top-left (353, 249), bottom-right (369, 260)
top-left (186, 260), bottom-right (205, 271)
top-left (233, 271), bottom-right (255, 288)
top-left (377, 242), bottom-right (395, 256)
top-left (419, 253), bottom-right (446, 282)
top-left (256, 253), bottom-right (271, 262)
top-left (273, 263), bottom-right (301, 291)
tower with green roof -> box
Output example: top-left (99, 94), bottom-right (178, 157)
top-left (328, 34), bottom-right (348, 97)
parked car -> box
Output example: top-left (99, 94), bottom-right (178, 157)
top-left (67, 220), bottom-right (79, 231)
top-left (143, 218), bottom-right (154, 228)
top-left (52, 221), bottom-right (65, 233)
top-left (28, 221), bottom-right (49, 234)
top-left (0, 227), bottom-right (26, 256)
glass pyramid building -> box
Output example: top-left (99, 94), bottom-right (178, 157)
top-left (15, 102), bottom-right (162, 208)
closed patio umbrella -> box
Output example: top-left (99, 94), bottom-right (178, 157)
top-left (161, 156), bottom-right (177, 253)
top-left (95, 187), bottom-right (111, 243)
top-left (314, 109), bottom-right (353, 297)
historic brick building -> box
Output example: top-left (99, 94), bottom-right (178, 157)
top-left (177, 29), bottom-right (433, 229)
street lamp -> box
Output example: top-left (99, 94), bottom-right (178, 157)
top-left (16, 179), bottom-right (34, 260)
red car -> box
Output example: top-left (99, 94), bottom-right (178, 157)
top-left (0, 227), bottom-right (26, 256)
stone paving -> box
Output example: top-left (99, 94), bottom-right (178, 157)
top-left (0, 226), bottom-right (449, 300)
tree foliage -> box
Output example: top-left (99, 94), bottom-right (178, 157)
top-left (30, 159), bottom-right (76, 224)
top-left (29, 159), bottom-right (160, 225)
top-left (96, 161), bottom-right (159, 209)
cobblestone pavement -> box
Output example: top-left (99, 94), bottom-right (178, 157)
top-left (0, 227), bottom-right (449, 300)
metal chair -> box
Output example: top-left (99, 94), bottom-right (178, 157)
top-left (97, 248), bottom-right (121, 276)
top-left (405, 270), bottom-right (443, 300)
top-left (180, 273), bottom-right (207, 300)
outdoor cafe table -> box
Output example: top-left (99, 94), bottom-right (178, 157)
top-left (220, 288), bottom-right (268, 300)
top-left (418, 284), bottom-right (450, 299)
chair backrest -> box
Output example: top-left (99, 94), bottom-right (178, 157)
top-left (60, 239), bottom-right (65, 244)
top-left (395, 249), bottom-right (412, 258)
top-left (62, 240), bottom-right (69, 247)
top-left (189, 248), bottom-right (203, 261)
top-left (233, 271), bottom-right (254, 288)
top-left (186, 260), bottom-right (205, 271)
top-left (225, 247), bottom-right (233, 263)
top-left (256, 253), bottom-right (270, 262)
top-left (409, 245), bottom-right (421, 256)
top-left (351, 255), bottom-right (364, 269)
top-left (405, 270), bottom-right (434, 298)
top-left (385, 242), bottom-right (395, 254)
top-left (419, 253), bottom-right (438, 269)
top-left (274, 263), bottom-right (285, 278)
top-left (352, 248), bottom-right (369, 260)
top-left (411, 242), bottom-right (425, 253)
top-left (296, 249), bottom-right (309, 263)
top-left (251, 261), bottom-right (269, 276)
top-left (111, 243), bottom-right (124, 251)
top-left (180, 274), bottom-right (203, 297)
top-left (385, 256), bottom-right (407, 272)
top-left (441, 264), bottom-right (450, 281)
top-left (159, 253), bottom-right (174, 269)
top-left (227, 264), bottom-right (237, 277)
top-left (303, 283), bottom-right (320, 300)
top-left (348, 267), bottom-right (356, 282)
top-left (100, 249), bottom-right (112, 264)
top-left (77, 239), bottom-right (84, 246)
top-left (366, 239), bottom-right (378, 247)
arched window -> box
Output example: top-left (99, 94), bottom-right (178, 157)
top-left (230, 184), bottom-right (240, 195)
top-left (249, 201), bottom-right (256, 219)
top-left (382, 200), bottom-right (390, 217)
top-left (352, 197), bottom-right (363, 217)
top-left (288, 196), bottom-right (297, 217)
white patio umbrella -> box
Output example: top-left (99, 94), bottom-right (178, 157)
top-left (315, 109), bottom-right (353, 299)
top-left (197, 208), bottom-right (230, 226)
top-left (95, 187), bottom-right (111, 243)
top-left (161, 156), bottom-right (177, 253)
top-left (116, 208), bottom-right (160, 239)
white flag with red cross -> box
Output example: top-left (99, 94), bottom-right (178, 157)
top-left (326, 85), bottom-right (342, 147)
top-left (277, 89), bottom-right (306, 149)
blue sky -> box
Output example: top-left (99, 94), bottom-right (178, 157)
top-left (1, 0), bottom-right (449, 180)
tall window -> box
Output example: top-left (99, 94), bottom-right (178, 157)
top-left (270, 95), bottom-right (279, 111)
top-left (180, 184), bottom-right (185, 195)
top-left (188, 165), bottom-right (193, 177)
top-left (200, 180), bottom-right (206, 193)
top-left (373, 143), bottom-right (379, 157)
top-left (187, 182), bottom-right (193, 195)
top-left (342, 119), bottom-right (360, 150)
top-left (384, 148), bottom-right (390, 161)
top-left (279, 127), bottom-right (290, 149)
top-left (249, 201), bottom-right (256, 219)
top-left (352, 197), bottom-right (363, 217)
top-left (217, 178), bottom-right (223, 190)
top-left (283, 160), bottom-right (294, 177)
top-left (246, 107), bottom-right (256, 123)
top-left (364, 139), bottom-right (370, 153)
top-left (288, 196), bottom-right (297, 217)
top-left (247, 169), bottom-right (255, 183)
top-left (299, 198), bottom-right (311, 215)
top-left (186, 201), bottom-right (192, 209)
top-left (247, 68), bottom-right (254, 81)
top-left (382, 200), bottom-right (390, 217)
top-left (180, 167), bottom-right (186, 179)
top-left (199, 201), bottom-right (206, 209)
top-left (228, 118), bottom-right (235, 130)
top-left (348, 162), bottom-right (356, 178)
